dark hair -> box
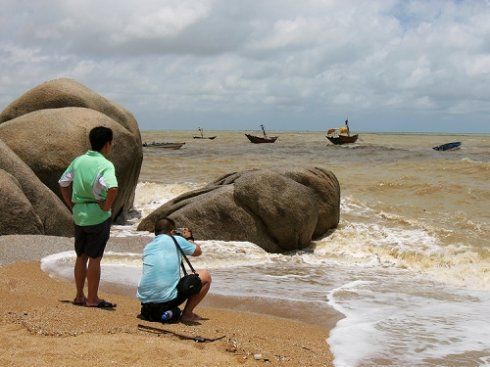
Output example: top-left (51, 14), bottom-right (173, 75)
top-left (89, 126), bottom-right (113, 151)
top-left (154, 217), bottom-right (176, 235)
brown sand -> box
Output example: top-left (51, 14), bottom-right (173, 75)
top-left (0, 260), bottom-right (335, 366)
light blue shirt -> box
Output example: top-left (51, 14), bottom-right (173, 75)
top-left (137, 234), bottom-right (196, 304)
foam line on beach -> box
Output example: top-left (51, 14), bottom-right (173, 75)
top-left (326, 276), bottom-right (490, 367)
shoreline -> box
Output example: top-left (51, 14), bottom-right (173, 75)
top-left (0, 234), bottom-right (339, 366)
top-left (103, 283), bottom-right (341, 332)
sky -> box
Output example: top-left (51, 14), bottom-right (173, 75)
top-left (0, 0), bottom-right (489, 133)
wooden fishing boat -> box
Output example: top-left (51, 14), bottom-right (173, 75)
top-left (193, 136), bottom-right (216, 140)
top-left (432, 141), bottom-right (461, 151)
top-left (193, 127), bottom-right (217, 140)
top-left (326, 118), bottom-right (358, 145)
top-left (245, 134), bottom-right (278, 143)
top-left (245, 124), bottom-right (278, 144)
top-left (142, 142), bottom-right (185, 150)
top-left (326, 134), bottom-right (359, 145)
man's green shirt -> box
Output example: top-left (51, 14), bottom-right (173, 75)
top-left (59, 150), bottom-right (118, 226)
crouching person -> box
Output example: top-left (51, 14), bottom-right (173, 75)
top-left (137, 218), bottom-right (212, 323)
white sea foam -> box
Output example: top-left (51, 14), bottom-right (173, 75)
top-left (110, 225), bottom-right (152, 238)
top-left (41, 251), bottom-right (75, 280)
top-left (40, 240), bottom-right (277, 293)
top-left (133, 181), bottom-right (203, 217)
top-left (327, 273), bottom-right (490, 367)
top-left (311, 197), bottom-right (490, 290)
top-left (480, 356), bottom-right (490, 367)
top-left (41, 251), bottom-right (143, 287)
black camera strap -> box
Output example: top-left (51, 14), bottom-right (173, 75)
top-left (169, 235), bottom-right (197, 275)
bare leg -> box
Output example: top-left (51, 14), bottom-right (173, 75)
top-left (85, 256), bottom-right (102, 306)
top-left (74, 254), bottom-right (88, 304)
top-left (182, 269), bottom-right (212, 321)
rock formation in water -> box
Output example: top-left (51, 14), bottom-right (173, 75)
top-left (137, 167), bottom-right (340, 252)
top-left (0, 78), bottom-right (143, 235)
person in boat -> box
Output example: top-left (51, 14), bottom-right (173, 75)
top-left (137, 218), bottom-right (212, 323)
top-left (58, 126), bottom-right (118, 308)
top-left (344, 119), bottom-right (350, 136)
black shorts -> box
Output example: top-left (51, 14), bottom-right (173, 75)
top-left (74, 218), bottom-right (111, 258)
top-left (140, 292), bottom-right (188, 322)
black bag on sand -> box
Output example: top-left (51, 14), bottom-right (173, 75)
top-left (170, 235), bottom-right (203, 298)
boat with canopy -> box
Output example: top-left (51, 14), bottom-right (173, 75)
top-left (326, 118), bottom-right (358, 145)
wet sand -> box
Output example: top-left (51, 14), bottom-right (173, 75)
top-left (0, 235), bottom-right (338, 366)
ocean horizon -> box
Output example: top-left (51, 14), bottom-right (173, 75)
top-left (140, 129), bottom-right (490, 135)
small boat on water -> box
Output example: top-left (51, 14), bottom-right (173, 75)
top-left (326, 134), bottom-right (359, 145)
top-left (193, 127), bottom-right (217, 140)
top-left (326, 118), bottom-right (358, 145)
top-left (245, 124), bottom-right (278, 144)
top-left (432, 141), bottom-right (461, 151)
top-left (142, 142), bottom-right (185, 150)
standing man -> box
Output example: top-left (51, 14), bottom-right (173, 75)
top-left (59, 126), bottom-right (118, 308)
top-left (137, 218), bottom-right (212, 322)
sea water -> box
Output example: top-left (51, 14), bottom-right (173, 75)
top-left (41, 131), bottom-right (490, 367)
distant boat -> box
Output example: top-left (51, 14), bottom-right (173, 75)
top-left (245, 124), bottom-right (278, 144)
top-left (326, 118), bottom-right (358, 145)
top-left (326, 134), bottom-right (359, 145)
top-left (432, 141), bottom-right (461, 151)
top-left (142, 142), bottom-right (185, 150)
top-left (193, 127), bottom-right (217, 140)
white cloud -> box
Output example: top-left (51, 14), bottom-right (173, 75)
top-left (0, 0), bottom-right (489, 132)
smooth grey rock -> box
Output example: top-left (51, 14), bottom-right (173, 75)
top-left (137, 167), bottom-right (340, 253)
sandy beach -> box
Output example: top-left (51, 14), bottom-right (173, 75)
top-left (0, 235), bottom-right (335, 367)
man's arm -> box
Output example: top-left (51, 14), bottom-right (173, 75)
top-left (98, 187), bottom-right (118, 212)
top-left (191, 242), bottom-right (202, 257)
top-left (59, 184), bottom-right (73, 212)
top-left (181, 228), bottom-right (202, 256)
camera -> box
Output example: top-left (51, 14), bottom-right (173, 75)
top-left (174, 228), bottom-right (186, 237)
top-left (174, 227), bottom-right (194, 241)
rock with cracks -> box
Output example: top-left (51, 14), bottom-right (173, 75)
top-left (137, 167), bottom-right (340, 253)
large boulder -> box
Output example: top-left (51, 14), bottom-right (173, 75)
top-left (0, 78), bottom-right (140, 139)
top-left (0, 107), bottom-right (142, 224)
top-left (137, 167), bottom-right (340, 252)
top-left (0, 170), bottom-right (44, 235)
top-left (0, 140), bottom-right (72, 236)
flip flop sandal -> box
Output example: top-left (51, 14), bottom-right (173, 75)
top-left (86, 300), bottom-right (116, 308)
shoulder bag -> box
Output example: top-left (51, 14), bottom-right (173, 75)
top-left (169, 235), bottom-right (202, 298)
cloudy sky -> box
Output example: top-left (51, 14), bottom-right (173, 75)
top-left (0, 0), bottom-right (489, 132)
